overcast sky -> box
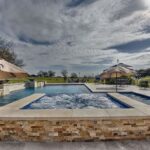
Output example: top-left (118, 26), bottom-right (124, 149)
top-left (0, 0), bottom-right (150, 75)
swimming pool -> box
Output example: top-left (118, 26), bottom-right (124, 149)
top-left (0, 85), bottom-right (89, 106)
top-left (120, 92), bottom-right (150, 105)
top-left (0, 84), bottom-right (130, 108)
top-left (22, 93), bottom-right (129, 109)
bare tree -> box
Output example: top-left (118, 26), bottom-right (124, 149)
top-left (61, 69), bottom-right (68, 82)
top-left (71, 73), bottom-right (78, 79)
top-left (48, 70), bottom-right (55, 77)
top-left (0, 38), bottom-right (24, 67)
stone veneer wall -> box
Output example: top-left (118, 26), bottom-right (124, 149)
top-left (25, 81), bottom-right (45, 88)
top-left (0, 118), bottom-right (150, 142)
top-left (2, 83), bottom-right (26, 95)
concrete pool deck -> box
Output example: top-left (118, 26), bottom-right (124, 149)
top-left (0, 92), bottom-right (150, 119)
top-left (0, 83), bottom-right (150, 141)
top-left (85, 83), bottom-right (150, 95)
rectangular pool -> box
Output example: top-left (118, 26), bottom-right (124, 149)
top-left (120, 92), bottom-right (150, 105)
top-left (0, 84), bottom-right (130, 109)
top-left (22, 93), bottom-right (130, 109)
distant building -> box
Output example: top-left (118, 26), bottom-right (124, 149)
top-left (100, 63), bottom-right (135, 83)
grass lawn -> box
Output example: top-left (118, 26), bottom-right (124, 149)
top-left (8, 78), bottom-right (28, 83)
top-left (141, 76), bottom-right (150, 81)
top-left (35, 77), bottom-right (65, 83)
top-left (8, 77), bottom-right (95, 84)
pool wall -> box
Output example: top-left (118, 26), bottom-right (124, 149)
top-left (1, 83), bottom-right (26, 96)
top-left (0, 118), bottom-right (150, 141)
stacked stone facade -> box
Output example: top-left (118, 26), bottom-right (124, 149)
top-left (0, 118), bottom-right (150, 141)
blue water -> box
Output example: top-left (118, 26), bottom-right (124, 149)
top-left (22, 93), bottom-right (129, 109)
top-left (0, 85), bottom-right (129, 108)
top-left (120, 92), bottom-right (150, 105)
top-left (0, 85), bottom-right (89, 106)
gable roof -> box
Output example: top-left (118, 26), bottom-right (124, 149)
top-left (0, 59), bottom-right (28, 79)
top-left (0, 59), bottom-right (27, 73)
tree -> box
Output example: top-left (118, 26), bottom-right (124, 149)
top-left (43, 72), bottom-right (49, 77)
top-left (37, 71), bottom-right (45, 77)
top-left (136, 68), bottom-right (150, 78)
top-left (70, 73), bottom-right (78, 79)
top-left (48, 70), bottom-right (55, 77)
top-left (83, 75), bottom-right (88, 82)
top-left (38, 71), bottom-right (55, 77)
top-left (37, 71), bottom-right (43, 77)
top-left (0, 38), bottom-right (24, 67)
top-left (61, 69), bottom-right (68, 82)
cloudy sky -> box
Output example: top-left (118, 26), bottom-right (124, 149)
top-left (0, 0), bottom-right (150, 75)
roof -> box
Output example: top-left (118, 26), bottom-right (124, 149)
top-left (0, 59), bottom-right (27, 73)
top-left (100, 63), bottom-right (135, 79)
top-left (0, 59), bottom-right (28, 79)
top-left (112, 63), bottom-right (132, 68)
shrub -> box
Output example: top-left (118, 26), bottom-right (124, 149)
top-left (139, 80), bottom-right (149, 88)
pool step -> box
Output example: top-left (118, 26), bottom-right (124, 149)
top-left (108, 93), bottom-right (148, 108)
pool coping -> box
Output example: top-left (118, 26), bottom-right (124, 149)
top-left (0, 83), bottom-right (150, 120)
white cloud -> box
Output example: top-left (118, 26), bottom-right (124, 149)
top-left (0, 0), bottom-right (150, 74)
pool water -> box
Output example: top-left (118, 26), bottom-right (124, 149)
top-left (120, 92), bottom-right (150, 105)
top-left (0, 84), bottom-right (129, 109)
top-left (22, 93), bottom-right (129, 109)
top-left (0, 85), bottom-right (89, 106)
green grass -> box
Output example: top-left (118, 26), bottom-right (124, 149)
top-left (7, 77), bottom-right (96, 84)
top-left (8, 77), bottom-right (65, 83)
top-left (34, 77), bottom-right (95, 83)
top-left (140, 76), bottom-right (150, 81)
top-left (132, 76), bottom-right (150, 87)
top-left (34, 77), bottom-right (65, 83)
top-left (8, 78), bottom-right (28, 83)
